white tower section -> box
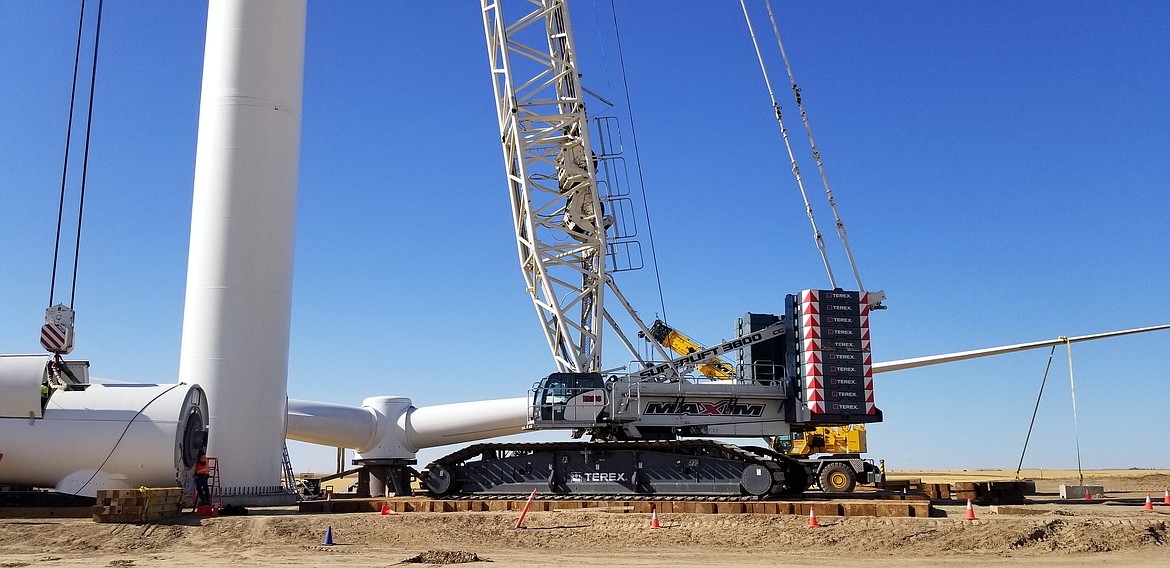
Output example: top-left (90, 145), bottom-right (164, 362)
top-left (178, 0), bottom-right (306, 502)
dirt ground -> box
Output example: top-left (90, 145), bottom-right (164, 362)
top-left (1, 469), bottom-right (1167, 567)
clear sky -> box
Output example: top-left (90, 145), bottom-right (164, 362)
top-left (1, 1), bottom-right (1167, 474)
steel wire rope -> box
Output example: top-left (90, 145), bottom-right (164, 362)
top-left (1015, 346), bottom-right (1057, 480)
top-left (740, 1), bottom-right (837, 288)
top-left (69, 0), bottom-right (106, 308)
top-left (762, 0), bottom-right (866, 292)
top-left (49, 0), bottom-right (89, 306)
top-left (588, 0), bottom-right (617, 108)
top-left (605, 0), bottom-right (669, 323)
top-left (74, 383), bottom-right (184, 495)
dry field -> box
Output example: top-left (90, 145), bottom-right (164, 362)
top-left (1, 469), bottom-right (1167, 567)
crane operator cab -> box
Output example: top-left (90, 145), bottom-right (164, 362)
top-left (529, 372), bottom-right (607, 428)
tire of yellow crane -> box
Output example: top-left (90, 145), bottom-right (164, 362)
top-left (817, 463), bottom-right (856, 493)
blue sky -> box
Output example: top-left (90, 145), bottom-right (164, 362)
top-left (2, 1), bottom-right (1167, 474)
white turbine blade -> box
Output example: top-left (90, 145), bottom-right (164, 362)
top-left (873, 325), bottom-right (1170, 374)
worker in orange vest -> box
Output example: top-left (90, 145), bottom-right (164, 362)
top-left (194, 451), bottom-right (211, 506)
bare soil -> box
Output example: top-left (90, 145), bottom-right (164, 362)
top-left (1, 470), bottom-right (1167, 567)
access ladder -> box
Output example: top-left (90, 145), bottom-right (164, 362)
top-left (194, 456), bottom-right (222, 516)
top-left (281, 444), bottom-right (302, 500)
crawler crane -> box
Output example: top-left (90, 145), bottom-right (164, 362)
top-left (423, 0), bottom-right (881, 498)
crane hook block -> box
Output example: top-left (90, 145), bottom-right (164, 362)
top-left (40, 304), bottom-right (75, 355)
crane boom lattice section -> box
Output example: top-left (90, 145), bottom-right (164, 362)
top-left (482, 0), bottom-right (611, 373)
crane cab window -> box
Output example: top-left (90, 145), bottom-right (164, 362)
top-left (535, 372), bottom-right (603, 421)
top-left (536, 372), bottom-right (603, 405)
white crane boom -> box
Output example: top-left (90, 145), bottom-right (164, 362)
top-left (482, 0), bottom-right (652, 373)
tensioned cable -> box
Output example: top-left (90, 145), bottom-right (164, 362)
top-left (762, 0), bottom-right (866, 292)
top-left (589, 0), bottom-right (617, 108)
top-left (1015, 346), bottom-right (1057, 480)
top-left (1061, 336), bottom-right (1085, 486)
top-left (70, 0), bottom-right (106, 308)
top-left (50, 0), bottom-right (89, 306)
top-left (607, 0), bottom-right (669, 323)
top-left (740, 0), bottom-right (837, 288)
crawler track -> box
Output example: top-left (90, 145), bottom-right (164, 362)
top-left (424, 439), bottom-right (813, 499)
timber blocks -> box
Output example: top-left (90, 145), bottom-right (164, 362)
top-left (93, 487), bottom-right (184, 523)
top-left (952, 481), bottom-right (1029, 505)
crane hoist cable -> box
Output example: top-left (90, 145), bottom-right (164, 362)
top-left (761, 0), bottom-right (867, 294)
top-left (740, 0), bottom-right (836, 289)
top-left (742, 1), bottom-right (881, 302)
top-left (45, 0), bottom-right (104, 356)
top-left (50, 0), bottom-right (88, 308)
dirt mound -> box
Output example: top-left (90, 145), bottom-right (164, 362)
top-left (401, 549), bottom-right (488, 564)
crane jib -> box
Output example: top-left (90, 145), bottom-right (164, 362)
top-left (634, 321), bottom-right (786, 379)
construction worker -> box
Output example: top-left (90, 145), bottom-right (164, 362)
top-left (194, 450), bottom-right (211, 506)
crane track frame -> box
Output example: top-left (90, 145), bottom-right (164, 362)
top-left (422, 439), bottom-right (811, 499)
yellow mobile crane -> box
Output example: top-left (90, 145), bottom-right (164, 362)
top-left (643, 320), bottom-right (874, 492)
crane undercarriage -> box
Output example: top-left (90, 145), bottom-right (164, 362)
top-left (423, 439), bottom-right (816, 499)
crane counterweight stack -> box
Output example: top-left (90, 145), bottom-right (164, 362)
top-left (792, 289), bottom-right (876, 419)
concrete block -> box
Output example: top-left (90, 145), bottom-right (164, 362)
top-left (989, 506), bottom-right (1048, 515)
top-left (1059, 484), bottom-right (1104, 499)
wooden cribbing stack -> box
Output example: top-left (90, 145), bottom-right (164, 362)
top-left (951, 481), bottom-right (1029, 505)
top-left (92, 487), bottom-right (184, 523)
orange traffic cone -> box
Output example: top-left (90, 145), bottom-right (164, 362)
top-left (1084, 490), bottom-right (1093, 501)
top-left (964, 499), bottom-right (976, 521)
top-left (808, 507), bottom-right (820, 528)
top-left (1163, 488), bottom-right (1169, 505)
top-left (1144, 494), bottom-right (1154, 511)
top-left (380, 504), bottom-right (398, 515)
top-left (650, 506), bottom-right (661, 529)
